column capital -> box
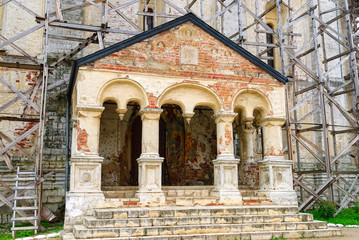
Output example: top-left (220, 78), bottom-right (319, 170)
top-left (213, 111), bottom-right (238, 124)
top-left (139, 108), bottom-right (163, 121)
top-left (241, 117), bottom-right (255, 133)
top-left (77, 105), bottom-right (105, 118)
top-left (258, 116), bottom-right (286, 127)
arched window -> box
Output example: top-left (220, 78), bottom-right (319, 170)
top-left (266, 24), bottom-right (274, 68)
top-left (143, 8), bottom-right (153, 31)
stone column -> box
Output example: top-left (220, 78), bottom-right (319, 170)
top-left (65, 105), bottom-right (105, 228)
top-left (136, 108), bottom-right (165, 203)
top-left (213, 111), bottom-right (241, 203)
top-left (240, 117), bottom-right (255, 162)
top-left (238, 117), bottom-right (259, 188)
top-left (258, 116), bottom-right (297, 205)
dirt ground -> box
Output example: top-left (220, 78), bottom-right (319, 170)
top-left (301, 227), bottom-right (359, 240)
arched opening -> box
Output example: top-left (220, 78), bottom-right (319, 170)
top-left (184, 106), bottom-right (216, 186)
top-left (159, 104), bottom-right (217, 186)
top-left (99, 101), bottom-right (141, 187)
top-left (160, 104), bottom-right (185, 185)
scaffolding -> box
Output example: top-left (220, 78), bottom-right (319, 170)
top-left (0, 0), bottom-right (358, 231)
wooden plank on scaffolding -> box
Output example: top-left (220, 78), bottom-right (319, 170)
top-left (0, 87), bottom-right (34, 113)
top-left (0, 123), bottom-right (39, 155)
top-left (294, 178), bottom-right (323, 200)
top-left (0, 35), bottom-right (40, 65)
top-left (0, 77), bottom-right (40, 112)
top-left (0, 192), bottom-right (28, 220)
top-left (0, 0), bottom-right (14, 7)
top-left (23, 74), bottom-right (42, 115)
top-left (163, 0), bottom-right (187, 15)
top-left (0, 179), bottom-right (13, 193)
top-left (49, 21), bottom-right (139, 35)
top-left (323, 91), bottom-right (357, 127)
top-left (108, 1), bottom-right (142, 32)
top-left (0, 131), bottom-right (35, 162)
top-left (0, 22), bottom-right (45, 49)
top-left (335, 174), bottom-right (359, 216)
top-left (0, 137), bottom-right (14, 171)
top-left (205, 1), bottom-right (236, 23)
top-left (297, 133), bottom-right (325, 154)
top-left (299, 176), bottom-right (337, 211)
top-left (108, 0), bottom-right (140, 12)
top-left (12, 0), bottom-right (41, 18)
top-left (55, 0), bottom-right (63, 20)
top-left (292, 133), bottom-right (325, 166)
top-left (0, 62), bottom-right (42, 70)
top-left (97, 31), bottom-right (104, 49)
top-left (51, 33), bottom-right (98, 68)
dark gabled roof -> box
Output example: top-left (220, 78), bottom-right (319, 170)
top-left (67, 12), bottom-right (288, 98)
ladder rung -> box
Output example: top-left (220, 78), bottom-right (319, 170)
top-left (11, 226), bottom-right (38, 231)
top-left (13, 206), bottom-right (38, 210)
top-left (14, 177), bottom-right (35, 181)
top-left (14, 196), bottom-right (37, 200)
top-left (12, 216), bottom-right (37, 221)
top-left (14, 186), bottom-right (35, 190)
top-left (17, 172), bottom-right (36, 175)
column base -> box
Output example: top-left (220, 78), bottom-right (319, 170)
top-left (259, 190), bottom-right (298, 206)
top-left (258, 157), bottom-right (298, 206)
top-left (137, 155), bottom-right (165, 204)
top-left (136, 191), bottom-right (165, 204)
top-left (213, 157), bottom-right (242, 204)
top-left (64, 192), bottom-right (105, 229)
top-left (212, 189), bottom-right (242, 205)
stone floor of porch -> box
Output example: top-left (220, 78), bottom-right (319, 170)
top-left (100, 185), bottom-right (272, 208)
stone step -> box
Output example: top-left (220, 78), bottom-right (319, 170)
top-left (102, 186), bottom-right (260, 199)
top-left (83, 213), bottom-right (314, 228)
top-left (64, 228), bottom-right (342, 240)
top-left (73, 221), bottom-right (328, 238)
top-left (94, 206), bottom-right (299, 219)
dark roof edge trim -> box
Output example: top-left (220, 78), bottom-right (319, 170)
top-left (67, 13), bottom-right (288, 98)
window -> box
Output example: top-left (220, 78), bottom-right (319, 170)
top-left (143, 8), bottom-right (153, 31)
top-left (266, 25), bottom-right (274, 68)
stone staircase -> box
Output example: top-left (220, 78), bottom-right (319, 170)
top-left (63, 187), bottom-right (341, 239)
top-left (101, 186), bottom-right (272, 207)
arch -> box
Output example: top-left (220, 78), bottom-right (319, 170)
top-left (232, 88), bottom-right (272, 118)
top-left (157, 83), bottom-right (222, 115)
top-left (97, 78), bottom-right (149, 110)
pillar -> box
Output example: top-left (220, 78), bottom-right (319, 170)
top-left (136, 108), bottom-right (165, 203)
top-left (238, 117), bottom-right (259, 187)
top-left (65, 105), bottom-right (105, 228)
top-left (258, 116), bottom-right (297, 205)
top-left (213, 111), bottom-right (241, 203)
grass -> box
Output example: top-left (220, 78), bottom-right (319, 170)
top-left (0, 221), bottom-right (63, 239)
top-left (309, 201), bottom-right (359, 226)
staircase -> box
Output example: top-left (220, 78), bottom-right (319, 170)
top-left (63, 186), bottom-right (341, 239)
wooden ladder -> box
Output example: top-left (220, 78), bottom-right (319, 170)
top-left (11, 167), bottom-right (38, 238)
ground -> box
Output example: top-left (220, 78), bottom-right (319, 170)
top-left (301, 227), bottom-right (359, 240)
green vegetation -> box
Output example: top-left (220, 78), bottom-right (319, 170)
top-left (0, 221), bottom-right (63, 239)
top-left (309, 200), bottom-right (359, 226)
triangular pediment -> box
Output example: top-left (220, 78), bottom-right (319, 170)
top-left (68, 13), bottom-right (287, 97)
